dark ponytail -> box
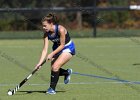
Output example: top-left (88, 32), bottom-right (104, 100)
top-left (42, 13), bottom-right (58, 24)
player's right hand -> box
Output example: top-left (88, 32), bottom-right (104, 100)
top-left (35, 63), bottom-right (42, 70)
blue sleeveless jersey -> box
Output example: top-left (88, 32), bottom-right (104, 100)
top-left (46, 24), bottom-right (75, 57)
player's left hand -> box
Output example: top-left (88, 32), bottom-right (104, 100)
top-left (47, 53), bottom-right (54, 60)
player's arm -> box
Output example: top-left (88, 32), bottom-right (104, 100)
top-left (47, 26), bottom-right (66, 59)
top-left (35, 33), bottom-right (49, 68)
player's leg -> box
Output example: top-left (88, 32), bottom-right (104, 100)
top-left (59, 67), bottom-right (73, 84)
top-left (47, 52), bottom-right (72, 94)
top-left (46, 56), bottom-right (59, 94)
top-left (58, 41), bottom-right (75, 83)
top-left (53, 52), bottom-right (73, 84)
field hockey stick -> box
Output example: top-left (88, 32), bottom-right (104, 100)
top-left (7, 60), bottom-right (46, 96)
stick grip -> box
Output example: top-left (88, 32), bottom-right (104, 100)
top-left (40, 60), bottom-right (46, 66)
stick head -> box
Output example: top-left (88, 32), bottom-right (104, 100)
top-left (7, 89), bottom-right (13, 96)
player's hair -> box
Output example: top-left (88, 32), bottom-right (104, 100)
top-left (42, 13), bottom-right (58, 24)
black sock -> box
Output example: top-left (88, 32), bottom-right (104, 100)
top-left (59, 68), bottom-right (69, 76)
top-left (50, 71), bottom-right (59, 90)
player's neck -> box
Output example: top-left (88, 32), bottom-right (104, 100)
top-left (49, 25), bottom-right (55, 33)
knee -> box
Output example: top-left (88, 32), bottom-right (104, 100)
top-left (51, 63), bottom-right (60, 72)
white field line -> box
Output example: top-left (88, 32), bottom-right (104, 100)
top-left (94, 45), bottom-right (140, 48)
top-left (0, 81), bottom-right (140, 87)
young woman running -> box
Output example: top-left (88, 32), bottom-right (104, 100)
top-left (35, 13), bottom-right (76, 94)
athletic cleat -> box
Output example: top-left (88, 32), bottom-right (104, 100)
top-left (46, 87), bottom-right (56, 95)
top-left (64, 69), bottom-right (72, 84)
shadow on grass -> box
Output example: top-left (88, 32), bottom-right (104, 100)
top-left (18, 90), bottom-right (66, 95)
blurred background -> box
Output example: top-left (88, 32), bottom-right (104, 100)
top-left (0, 0), bottom-right (140, 39)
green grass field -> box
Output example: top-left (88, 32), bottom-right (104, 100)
top-left (0, 38), bottom-right (140, 100)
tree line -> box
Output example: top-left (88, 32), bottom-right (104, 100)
top-left (0, 0), bottom-right (139, 31)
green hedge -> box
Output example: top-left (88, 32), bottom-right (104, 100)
top-left (97, 29), bottom-right (140, 37)
top-left (0, 29), bottom-right (140, 39)
top-left (0, 31), bottom-right (43, 39)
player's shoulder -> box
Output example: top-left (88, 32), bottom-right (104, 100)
top-left (58, 24), bottom-right (66, 32)
top-left (58, 24), bottom-right (64, 29)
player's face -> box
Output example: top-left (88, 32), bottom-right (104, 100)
top-left (42, 21), bottom-right (52, 32)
